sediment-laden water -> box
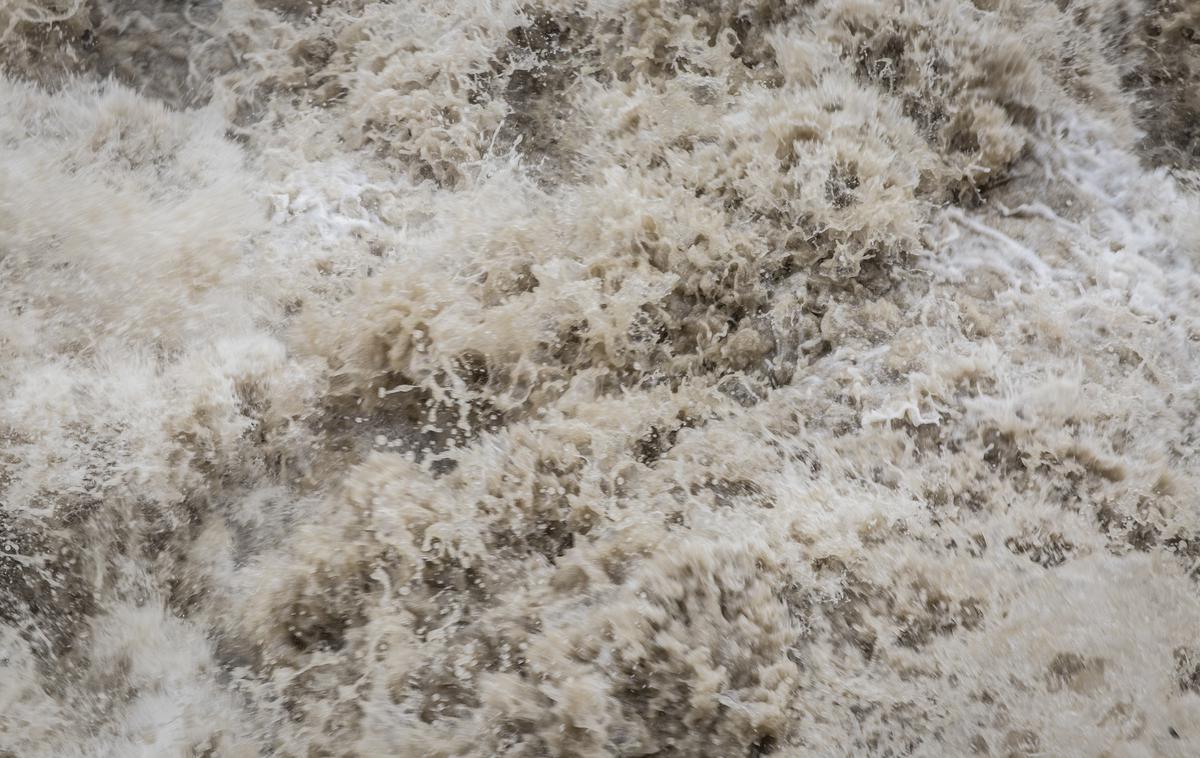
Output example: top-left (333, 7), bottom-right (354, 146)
top-left (3, 1), bottom-right (1200, 755)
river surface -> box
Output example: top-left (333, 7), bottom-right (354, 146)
top-left (2, 1), bottom-right (1200, 755)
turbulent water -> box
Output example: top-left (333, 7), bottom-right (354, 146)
top-left (2, 0), bottom-right (1200, 755)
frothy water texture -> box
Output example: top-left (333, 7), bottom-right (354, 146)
top-left (2, 0), bottom-right (1200, 755)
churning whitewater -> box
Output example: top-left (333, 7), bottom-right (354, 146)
top-left (3, 0), bottom-right (1200, 755)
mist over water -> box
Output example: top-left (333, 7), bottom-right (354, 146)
top-left (3, 1), bottom-right (1200, 755)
